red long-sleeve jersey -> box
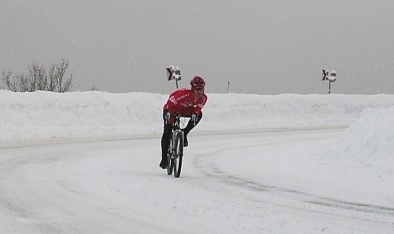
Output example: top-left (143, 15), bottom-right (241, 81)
top-left (163, 88), bottom-right (208, 117)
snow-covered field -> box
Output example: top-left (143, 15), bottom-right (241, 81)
top-left (0, 91), bottom-right (393, 233)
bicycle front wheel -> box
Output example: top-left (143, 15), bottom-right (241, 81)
top-left (173, 131), bottom-right (184, 178)
top-left (167, 137), bottom-right (174, 175)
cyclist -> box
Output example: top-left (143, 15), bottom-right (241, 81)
top-left (160, 76), bottom-right (208, 169)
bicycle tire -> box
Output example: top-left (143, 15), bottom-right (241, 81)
top-left (167, 136), bottom-right (174, 175)
top-left (173, 131), bottom-right (183, 178)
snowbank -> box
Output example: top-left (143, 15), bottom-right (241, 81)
top-left (1, 90), bottom-right (394, 145)
top-left (328, 106), bottom-right (394, 168)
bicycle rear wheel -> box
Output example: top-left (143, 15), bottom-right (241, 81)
top-left (173, 131), bottom-right (184, 178)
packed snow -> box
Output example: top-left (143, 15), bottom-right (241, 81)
top-left (0, 90), bottom-right (393, 233)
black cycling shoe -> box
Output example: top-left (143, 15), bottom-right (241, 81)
top-left (159, 159), bottom-right (168, 169)
top-left (184, 135), bottom-right (188, 147)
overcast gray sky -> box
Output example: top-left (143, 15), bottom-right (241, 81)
top-left (1, 0), bottom-right (393, 94)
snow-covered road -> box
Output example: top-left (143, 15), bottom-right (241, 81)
top-left (1, 91), bottom-right (394, 233)
top-left (1, 128), bottom-right (393, 233)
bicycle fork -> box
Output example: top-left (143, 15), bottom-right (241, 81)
top-left (171, 130), bottom-right (184, 158)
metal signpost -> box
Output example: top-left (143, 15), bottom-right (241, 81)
top-left (322, 69), bottom-right (337, 94)
top-left (166, 66), bottom-right (182, 88)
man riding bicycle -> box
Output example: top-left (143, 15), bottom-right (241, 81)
top-left (160, 76), bottom-right (208, 169)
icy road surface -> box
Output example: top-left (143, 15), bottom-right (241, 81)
top-left (0, 128), bottom-right (393, 233)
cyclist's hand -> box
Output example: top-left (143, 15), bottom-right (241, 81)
top-left (191, 113), bottom-right (198, 126)
top-left (163, 110), bottom-right (170, 121)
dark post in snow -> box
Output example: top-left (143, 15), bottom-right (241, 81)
top-left (322, 69), bottom-right (337, 94)
top-left (166, 66), bottom-right (181, 89)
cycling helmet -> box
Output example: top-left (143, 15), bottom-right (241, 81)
top-left (190, 76), bottom-right (205, 89)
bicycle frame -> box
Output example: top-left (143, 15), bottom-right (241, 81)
top-left (167, 114), bottom-right (185, 178)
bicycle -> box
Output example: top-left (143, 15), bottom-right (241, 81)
top-left (167, 114), bottom-right (185, 178)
